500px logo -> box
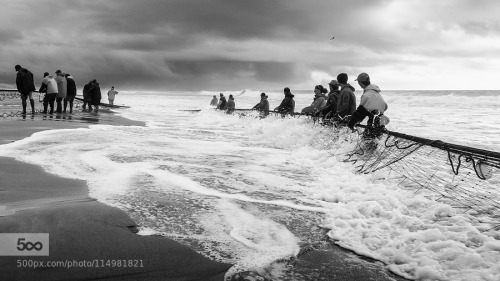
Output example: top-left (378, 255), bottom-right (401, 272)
top-left (0, 233), bottom-right (49, 256)
top-left (16, 238), bottom-right (44, 251)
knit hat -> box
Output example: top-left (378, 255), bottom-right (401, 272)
top-left (284, 87), bottom-right (290, 93)
top-left (43, 72), bottom-right (49, 77)
top-left (355, 72), bottom-right (370, 82)
top-left (15, 65), bottom-right (21, 71)
top-left (337, 73), bottom-right (348, 84)
top-left (261, 92), bottom-right (266, 97)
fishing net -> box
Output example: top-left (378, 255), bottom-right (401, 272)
top-left (336, 123), bottom-right (500, 230)
top-left (0, 90), bottom-right (83, 117)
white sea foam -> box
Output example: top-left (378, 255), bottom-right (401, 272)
top-left (0, 91), bottom-right (499, 280)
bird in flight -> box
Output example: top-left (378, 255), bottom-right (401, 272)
top-left (330, 36), bottom-right (335, 40)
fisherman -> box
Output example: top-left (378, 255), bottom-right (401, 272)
top-left (107, 86), bottom-right (118, 105)
top-left (38, 72), bottom-right (58, 114)
top-left (210, 95), bottom-right (218, 107)
top-left (252, 92), bottom-right (270, 117)
top-left (336, 73), bottom-right (356, 118)
top-left (89, 79), bottom-right (102, 113)
top-left (301, 85), bottom-right (327, 115)
top-left (217, 93), bottom-right (227, 110)
top-left (54, 70), bottom-right (67, 113)
top-left (274, 87), bottom-right (295, 115)
top-left (321, 80), bottom-right (340, 118)
top-left (348, 72), bottom-right (388, 130)
top-left (14, 64), bottom-right (36, 115)
top-left (64, 74), bottom-right (76, 113)
top-left (82, 81), bottom-right (93, 112)
top-left (226, 95), bottom-right (235, 114)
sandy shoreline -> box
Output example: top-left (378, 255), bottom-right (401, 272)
top-left (0, 111), bottom-right (231, 281)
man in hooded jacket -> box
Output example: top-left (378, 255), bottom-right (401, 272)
top-left (336, 73), bottom-right (356, 118)
top-left (252, 92), bottom-right (270, 117)
top-left (274, 87), bottom-right (295, 115)
top-left (15, 65), bottom-right (36, 114)
top-left (348, 72), bottom-right (388, 130)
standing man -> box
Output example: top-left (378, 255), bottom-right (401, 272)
top-left (335, 73), bottom-right (356, 118)
top-left (64, 74), bottom-right (77, 113)
top-left (38, 72), bottom-right (58, 114)
top-left (107, 86), bottom-right (118, 105)
top-left (348, 72), bottom-right (388, 130)
top-left (54, 70), bottom-right (67, 113)
top-left (15, 64), bottom-right (36, 115)
top-left (89, 79), bottom-right (102, 113)
top-left (82, 81), bottom-right (92, 112)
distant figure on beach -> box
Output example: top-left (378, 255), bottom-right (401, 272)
top-left (39, 72), bottom-right (58, 114)
top-left (348, 72), bottom-right (388, 130)
top-left (336, 73), bottom-right (356, 118)
top-left (54, 70), bottom-right (67, 113)
top-left (226, 95), bottom-right (235, 114)
top-left (64, 74), bottom-right (76, 113)
top-left (321, 80), bottom-right (340, 118)
top-left (107, 86), bottom-right (118, 105)
top-left (82, 81), bottom-right (92, 111)
top-left (89, 79), bottom-right (102, 113)
top-left (217, 93), bottom-right (227, 110)
top-left (252, 92), bottom-right (270, 117)
top-left (15, 64), bottom-right (36, 115)
top-left (301, 85), bottom-right (327, 115)
top-left (210, 95), bottom-right (218, 107)
top-left (275, 87), bottom-right (295, 115)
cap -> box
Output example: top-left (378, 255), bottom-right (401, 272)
top-left (355, 72), bottom-right (370, 82)
top-left (260, 92), bottom-right (266, 97)
top-left (43, 72), bottom-right (49, 77)
top-left (328, 80), bottom-right (339, 86)
top-left (15, 65), bottom-right (21, 71)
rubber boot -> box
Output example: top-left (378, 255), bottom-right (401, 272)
top-left (30, 99), bottom-right (35, 114)
top-left (21, 100), bottom-right (27, 114)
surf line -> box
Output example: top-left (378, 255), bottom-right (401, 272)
top-left (146, 168), bottom-right (328, 213)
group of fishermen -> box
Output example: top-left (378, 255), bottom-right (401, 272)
top-left (14, 64), bottom-right (118, 115)
top-left (210, 72), bottom-right (388, 131)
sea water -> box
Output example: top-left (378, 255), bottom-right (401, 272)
top-left (1, 89), bottom-right (499, 281)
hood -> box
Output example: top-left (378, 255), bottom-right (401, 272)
top-left (365, 84), bottom-right (381, 93)
top-left (285, 92), bottom-right (294, 98)
top-left (341, 83), bottom-right (356, 92)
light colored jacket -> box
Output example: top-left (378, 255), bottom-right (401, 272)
top-left (360, 84), bottom-right (388, 114)
top-left (54, 75), bottom-right (67, 98)
top-left (41, 76), bottom-right (58, 94)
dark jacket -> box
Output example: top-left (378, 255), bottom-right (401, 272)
top-left (226, 98), bottom-right (235, 114)
top-left (252, 97), bottom-right (270, 116)
top-left (275, 92), bottom-right (295, 115)
top-left (321, 90), bottom-right (340, 115)
top-left (83, 83), bottom-right (92, 100)
top-left (336, 84), bottom-right (356, 117)
top-left (16, 68), bottom-right (36, 95)
top-left (89, 83), bottom-right (102, 105)
top-left (218, 96), bottom-right (227, 110)
top-left (66, 77), bottom-right (77, 98)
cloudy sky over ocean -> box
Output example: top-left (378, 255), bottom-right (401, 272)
top-left (1, 0), bottom-right (499, 91)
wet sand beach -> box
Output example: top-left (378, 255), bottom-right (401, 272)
top-left (0, 111), bottom-right (231, 281)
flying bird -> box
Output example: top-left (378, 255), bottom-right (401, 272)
top-left (330, 36), bottom-right (335, 40)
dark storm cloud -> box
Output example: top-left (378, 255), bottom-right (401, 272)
top-left (1, 0), bottom-right (499, 90)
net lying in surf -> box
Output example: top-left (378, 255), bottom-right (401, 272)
top-left (0, 90), bottom-right (84, 117)
top-left (321, 121), bottom-right (500, 230)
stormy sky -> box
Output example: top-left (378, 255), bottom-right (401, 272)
top-left (1, 0), bottom-right (499, 91)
